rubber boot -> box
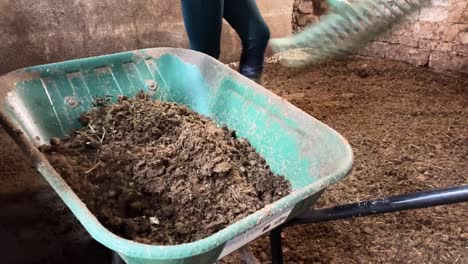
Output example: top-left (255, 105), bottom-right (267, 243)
top-left (248, 74), bottom-right (264, 86)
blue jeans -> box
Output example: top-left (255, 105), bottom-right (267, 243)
top-left (181, 0), bottom-right (270, 78)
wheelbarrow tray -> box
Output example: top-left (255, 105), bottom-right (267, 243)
top-left (0, 48), bottom-right (353, 264)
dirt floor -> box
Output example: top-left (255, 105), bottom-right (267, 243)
top-left (0, 130), bottom-right (112, 263)
top-left (42, 94), bottom-right (289, 245)
top-left (1, 57), bottom-right (468, 263)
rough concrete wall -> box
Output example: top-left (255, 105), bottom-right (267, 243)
top-left (0, 0), bottom-right (293, 75)
top-left (293, 0), bottom-right (468, 74)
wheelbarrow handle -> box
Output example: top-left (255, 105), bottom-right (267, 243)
top-left (287, 184), bottom-right (468, 226)
top-left (270, 184), bottom-right (468, 264)
top-left (285, 185), bottom-right (468, 226)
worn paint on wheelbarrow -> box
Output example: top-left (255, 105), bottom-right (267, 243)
top-left (0, 48), bottom-right (353, 264)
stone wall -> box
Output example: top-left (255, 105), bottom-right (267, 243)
top-left (0, 0), bottom-right (293, 75)
top-left (294, 0), bottom-right (468, 74)
top-left (293, 0), bottom-right (328, 32)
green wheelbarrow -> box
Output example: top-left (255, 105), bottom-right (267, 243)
top-left (0, 48), bottom-right (353, 264)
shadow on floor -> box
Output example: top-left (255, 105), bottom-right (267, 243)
top-left (0, 188), bottom-right (114, 264)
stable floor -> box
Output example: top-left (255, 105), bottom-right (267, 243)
top-left (1, 58), bottom-right (468, 264)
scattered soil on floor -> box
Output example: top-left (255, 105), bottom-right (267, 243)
top-left (40, 93), bottom-right (290, 245)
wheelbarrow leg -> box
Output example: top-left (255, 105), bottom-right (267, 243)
top-left (112, 251), bottom-right (125, 264)
top-left (239, 245), bottom-right (261, 264)
top-left (270, 227), bottom-right (284, 264)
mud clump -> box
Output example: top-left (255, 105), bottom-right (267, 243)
top-left (40, 93), bottom-right (291, 245)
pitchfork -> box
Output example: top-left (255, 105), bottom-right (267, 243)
top-left (270, 0), bottom-right (429, 66)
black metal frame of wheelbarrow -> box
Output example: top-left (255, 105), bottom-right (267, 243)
top-left (268, 184), bottom-right (468, 264)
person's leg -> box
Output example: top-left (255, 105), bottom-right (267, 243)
top-left (180, 0), bottom-right (223, 59)
top-left (223, 0), bottom-right (270, 79)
